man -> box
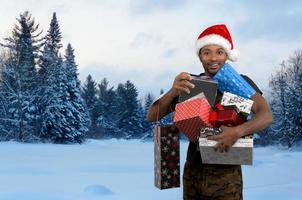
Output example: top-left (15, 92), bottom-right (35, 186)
top-left (147, 24), bottom-right (272, 199)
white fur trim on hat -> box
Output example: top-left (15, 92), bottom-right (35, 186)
top-left (228, 49), bottom-right (239, 62)
top-left (195, 34), bottom-right (239, 62)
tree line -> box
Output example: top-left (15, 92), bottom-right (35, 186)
top-left (255, 50), bottom-right (302, 148)
top-left (0, 11), bottom-right (172, 143)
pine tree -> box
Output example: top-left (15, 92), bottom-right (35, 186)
top-left (81, 74), bottom-right (98, 138)
top-left (41, 58), bottom-right (73, 143)
top-left (268, 50), bottom-right (302, 147)
top-left (39, 12), bottom-right (62, 84)
top-left (96, 78), bottom-right (118, 138)
top-left (64, 43), bottom-right (90, 142)
top-left (39, 12), bottom-right (63, 142)
top-left (40, 13), bottom-right (84, 143)
top-left (0, 50), bottom-right (15, 140)
top-left (270, 69), bottom-right (292, 146)
top-left (115, 80), bottom-right (142, 138)
top-left (140, 92), bottom-right (155, 140)
top-left (0, 11), bottom-right (42, 141)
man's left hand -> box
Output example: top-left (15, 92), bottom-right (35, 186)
top-left (207, 125), bottom-right (241, 152)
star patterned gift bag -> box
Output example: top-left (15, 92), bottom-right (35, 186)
top-left (153, 99), bottom-right (180, 190)
top-left (154, 124), bottom-right (180, 189)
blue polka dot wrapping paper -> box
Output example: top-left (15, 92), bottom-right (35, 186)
top-left (213, 63), bottom-right (256, 99)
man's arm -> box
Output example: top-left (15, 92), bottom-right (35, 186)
top-left (146, 89), bottom-right (177, 122)
top-left (235, 92), bottom-right (273, 137)
top-left (208, 92), bottom-right (273, 152)
top-left (146, 72), bottom-right (194, 122)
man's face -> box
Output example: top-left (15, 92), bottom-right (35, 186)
top-left (198, 45), bottom-right (228, 76)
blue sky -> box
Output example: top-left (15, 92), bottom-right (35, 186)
top-left (0, 0), bottom-right (301, 100)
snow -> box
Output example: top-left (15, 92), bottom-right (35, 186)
top-left (0, 139), bottom-right (301, 200)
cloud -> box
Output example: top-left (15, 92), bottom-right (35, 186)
top-left (161, 48), bottom-right (177, 58)
top-left (129, 0), bottom-right (187, 15)
top-left (130, 32), bottom-right (163, 48)
top-left (1, 0), bottom-right (302, 97)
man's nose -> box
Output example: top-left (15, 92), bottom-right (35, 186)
top-left (210, 54), bottom-right (217, 61)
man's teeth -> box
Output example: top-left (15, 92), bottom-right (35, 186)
top-left (210, 64), bottom-right (219, 67)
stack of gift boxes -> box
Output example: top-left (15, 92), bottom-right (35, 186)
top-left (174, 63), bottom-right (255, 165)
top-left (154, 63), bottom-right (257, 190)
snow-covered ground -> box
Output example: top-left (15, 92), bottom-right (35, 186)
top-left (0, 139), bottom-right (301, 200)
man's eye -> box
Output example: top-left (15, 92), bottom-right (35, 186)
top-left (203, 52), bottom-right (209, 56)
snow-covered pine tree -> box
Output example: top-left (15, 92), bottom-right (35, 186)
top-left (39, 12), bottom-right (64, 142)
top-left (81, 74), bottom-right (98, 138)
top-left (0, 54), bottom-right (17, 140)
top-left (40, 12), bottom-right (83, 143)
top-left (42, 57), bottom-right (75, 143)
top-left (0, 50), bottom-right (15, 140)
top-left (115, 83), bottom-right (129, 138)
top-left (115, 80), bottom-right (142, 139)
top-left (288, 51), bottom-right (302, 145)
top-left (39, 12), bottom-right (63, 85)
top-left (96, 78), bottom-right (118, 138)
top-left (64, 43), bottom-right (90, 142)
top-left (268, 50), bottom-right (302, 147)
top-left (280, 51), bottom-right (302, 147)
top-left (140, 92), bottom-right (155, 140)
top-left (0, 11), bottom-right (42, 142)
top-left (269, 67), bottom-right (289, 146)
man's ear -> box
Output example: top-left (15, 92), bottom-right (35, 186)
top-left (198, 52), bottom-right (203, 62)
top-left (199, 56), bottom-right (203, 62)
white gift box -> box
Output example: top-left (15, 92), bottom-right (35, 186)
top-left (198, 137), bottom-right (253, 165)
top-left (221, 92), bottom-right (254, 115)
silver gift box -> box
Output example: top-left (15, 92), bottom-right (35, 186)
top-left (198, 137), bottom-right (253, 165)
top-left (221, 92), bottom-right (254, 115)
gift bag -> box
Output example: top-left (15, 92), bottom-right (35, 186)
top-left (154, 102), bottom-right (180, 190)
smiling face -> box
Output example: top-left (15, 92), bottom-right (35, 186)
top-left (198, 45), bottom-right (228, 76)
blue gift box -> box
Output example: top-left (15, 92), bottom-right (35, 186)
top-left (213, 63), bottom-right (256, 99)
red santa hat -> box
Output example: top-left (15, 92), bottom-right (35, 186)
top-left (196, 24), bottom-right (239, 62)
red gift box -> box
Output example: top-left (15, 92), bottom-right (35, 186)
top-left (216, 106), bottom-right (246, 127)
top-left (209, 104), bottom-right (247, 127)
top-left (173, 97), bottom-right (212, 142)
top-left (209, 111), bottom-right (218, 127)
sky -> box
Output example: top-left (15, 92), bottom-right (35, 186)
top-left (0, 0), bottom-right (302, 100)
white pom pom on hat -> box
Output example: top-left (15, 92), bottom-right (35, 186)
top-left (195, 24), bottom-right (239, 62)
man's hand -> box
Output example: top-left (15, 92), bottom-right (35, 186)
top-left (170, 72), bottom-right (195, 97)
top-left (207, 125), bottom-right (241, 153)
top-left (146, 72), bottom-right (195, 122)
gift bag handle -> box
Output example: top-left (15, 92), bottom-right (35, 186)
top-left (155, 101), bottom-right (174, 124)
top-left (155, 100), bottom-right (173, 143)
top-left (155, 101), bottom-right (161, 143)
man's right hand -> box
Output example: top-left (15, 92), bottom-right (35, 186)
top-left (170, 72), bottom-right (195, 97)
top-left (146, 72), bottom-right (195, 122)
